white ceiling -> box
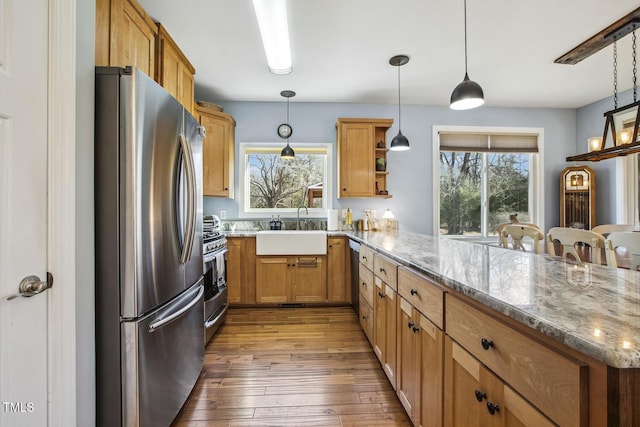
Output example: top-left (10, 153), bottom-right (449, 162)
top-left (138, 0), bottom-right (640, 109)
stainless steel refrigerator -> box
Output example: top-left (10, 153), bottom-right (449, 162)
top-left (95, 66), bottom-right (205, 427)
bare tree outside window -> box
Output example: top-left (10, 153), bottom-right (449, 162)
top-left (248, 153), bottom-right (325, 209)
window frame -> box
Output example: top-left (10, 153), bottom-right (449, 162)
top-left (432, 125), bottom-right (545, 240)
top-left (238, 142), bottom-right (333, 218)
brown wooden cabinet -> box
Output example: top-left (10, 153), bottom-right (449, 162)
top-left (336, 118), bottom-right (393, 198)
top-left (156, 24), bottom-right (195, 115)
top-left (197, 105), bottom-right (235, 198)
top-left (445, 337), bottom-right (555, 427)
top-left (96, 0), bottom-right (157, 78)
top-left (256, 256), bottom-right (327, 303)
top-left (358, 254), bottom-right (375, 344)
top-left (327, 237), bottom-right (350, 302)
top-left (374, 276), bottom-right (398, 389)
top-left (226, 237), bottom-right (256, 305)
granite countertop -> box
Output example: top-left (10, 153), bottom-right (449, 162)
top-left (347, 230), bottom-right (640, 369)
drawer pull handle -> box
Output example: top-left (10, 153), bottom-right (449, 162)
top-left (362, 282), bottom-right (367, 287)
top-left (486, 402), bottom-right (500, 415)
top-left (407, 321), bottom-right (415, 329)
top-left (410, 288), bottom-right (418, 296)
top-left (412, 326), bottom-right (420, 333)
top-left (474, 390), bottom-right (486, 402)
top-left (362, 256), bottom-right (367, 261)
top-left (481, 337), bottom-right (494, 350)
top-left (379, 267), bottom-right (386, 273)
top-left (378, 292), bottom-right (385, 298)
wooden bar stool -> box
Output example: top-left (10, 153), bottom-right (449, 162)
top-left (547, 227), bottom-right (606, 264)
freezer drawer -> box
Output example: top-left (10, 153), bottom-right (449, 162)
top-left (121, 282), bottom-right (204, 427)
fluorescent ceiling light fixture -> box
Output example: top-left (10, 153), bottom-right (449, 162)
top-left (252, 0), bottom-right (292, 74)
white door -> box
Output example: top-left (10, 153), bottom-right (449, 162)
top-left (0, 0), bottom-right (50, 425)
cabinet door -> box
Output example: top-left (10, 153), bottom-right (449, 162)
top-left (339, 123), bottom-right (375, 197)
top-left (256, 257), bottom-right (290, 303)
top-left (444, 337), bottom-right (482, 427)
top-left (359, 296), bottom-right (374, 344)
top-left (382, 284), bottom-right (397, 390)
top-left (373, 277), bottom-right (386, 362)
top-left (156, 24), bottom-right (195, 114)
top-left (113, 0), bottom-right (156, 77)
top-left (420, 313), bottom-right (444, 427)
top-left (226, 237), bottom-right (256, 304)
top-left (397, 297), bottom-right (420, 424)
top-left (292, 257), bottom-right (327, 303)
top-left (327, 237), bottom-right (348, 302)
top-left (200, 112), bottom-right (234, 197)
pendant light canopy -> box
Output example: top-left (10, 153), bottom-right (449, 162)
top-left (450, 0), bottom-right (484, 110)
top-left (280, 90), bottom-right (295, 159)
top-left (389, 55), bottom-right (410, 151)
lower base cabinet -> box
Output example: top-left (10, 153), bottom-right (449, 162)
top-left (256, 256), bottom-right (327, 303)
top-left (359, 294), bottom-right (374, 344)
top-left (373, 277), bottom-right (397, 389)
top-left (227, 237), bottom-right (256, 304)
top-left (445, 337), bottom-right (554, 427)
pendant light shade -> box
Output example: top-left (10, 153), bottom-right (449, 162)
top-left (280, 90), bottom-right (296, 159)
top-left (389, 54), bottom-right (410, 151)
top-left (450, 0), bottom-right (484, 110)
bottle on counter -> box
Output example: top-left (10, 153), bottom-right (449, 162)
top-left (363, 212), bottom-right (369, 231)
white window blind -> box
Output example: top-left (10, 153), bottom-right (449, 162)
top-left (439, 132), bottom-right (538, 153)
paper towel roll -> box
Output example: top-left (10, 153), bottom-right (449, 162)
top-left (327, 209), bottom-right (339, 231)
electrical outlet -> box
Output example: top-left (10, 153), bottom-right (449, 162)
top-left (219, 209), bottom-right (227, 219)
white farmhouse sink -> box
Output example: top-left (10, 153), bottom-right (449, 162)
top-left (256, 230), bottom-right (327, 255)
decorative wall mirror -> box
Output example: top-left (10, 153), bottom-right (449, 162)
top-left (560, 166), bottom-right (595, 229)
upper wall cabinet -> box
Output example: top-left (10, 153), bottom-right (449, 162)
top-left (155, 24), bottom-right (196, 116)
top-left (197, 104), bottom-right (236, 198)
top-left (336, 118), bottom-right (393, 199)
top-left (96, 0), bottom-right (157, 79)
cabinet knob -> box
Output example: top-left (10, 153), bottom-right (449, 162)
top-left (329, 245), bottom-right (333, 248)
top-left (378, 291), bottom-right (385, 298)
top-left (407, 321), bottom-right (414, 329)
top-left (486, 402), bottom-right (500, 415)
top-left (362, 255), bottom-right (367, 261)
top-left (481, 337), bottom-right (494, 350)
top-left (362, 282), bottom-right (367, 287)
top-left (474, 389), bottom-right (487, 402)
top-left (379, 267), bottom-right (385, 273)
top-left (343, 188), bottom-right (347, 191)
top-left (412, 326), bottom-right (420, 333)
top-left (224, 187), bottom-right (228, 191)
top-left (410, 288), bottom-right (418, 296)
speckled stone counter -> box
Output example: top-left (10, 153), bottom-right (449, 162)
top-left (345, 230), bottom-right (640, 369)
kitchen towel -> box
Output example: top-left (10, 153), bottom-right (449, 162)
top-left (327, 209), bottom-right (339, 231)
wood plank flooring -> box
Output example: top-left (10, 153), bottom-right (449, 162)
top-left (171, 306), bottom-right (412, 427)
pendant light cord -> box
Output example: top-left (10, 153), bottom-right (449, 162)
top-left (614, 38), bottom-right (618, 109)
top-left (463, 0), bottom-right (468, 75)
top-left (633, 29), bottom-right (637, 102)
top-left (397, 64), bottom-right (402, 130)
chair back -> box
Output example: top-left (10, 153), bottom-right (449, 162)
top-left (547, 227), bottom-right (606, 264)
top-left (605, 231), bottom-right (640, 270)
top-left (501, 224), bottom-right (544, 254)
top-left (591, 224), bottom-right (635, 238)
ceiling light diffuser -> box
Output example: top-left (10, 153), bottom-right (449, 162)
top-left (252, 0), bottom-right (292, 74)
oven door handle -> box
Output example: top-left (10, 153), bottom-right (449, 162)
top-left (203, 248), bottom-right (228, 263)
top-left (205, 303), bottom-right (228, 328)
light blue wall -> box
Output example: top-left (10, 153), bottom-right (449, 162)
top-left (204, 101), bottom-right (577, 234)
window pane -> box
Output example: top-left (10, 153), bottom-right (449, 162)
top-left (488, 153), bottom-right (530, 235)
top-left (248, 153), bottom-right (325, 209)
top-left (439, 152), bottom-right (482, 236)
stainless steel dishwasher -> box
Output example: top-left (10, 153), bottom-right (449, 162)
top-left (348, 240), bottom-right (360, 314)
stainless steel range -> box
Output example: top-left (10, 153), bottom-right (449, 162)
top-left (203, 215), bottom-right (228, 344)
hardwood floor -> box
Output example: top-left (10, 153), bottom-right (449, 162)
top-left (172, 306), bottom-right (412, 427)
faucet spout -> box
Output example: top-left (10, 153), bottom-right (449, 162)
top-left (297, 205), bottom-right (309, 230)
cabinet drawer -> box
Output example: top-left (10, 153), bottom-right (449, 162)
top-left (398, 267), bottom-right (445, 329)
top-left (359, 244), bottom-right (374, 270)
top-left (446, 295), bottom-right (587, 427)
top-left (373, 253), bottom-right (398, 290)
top-left (359, 263), bottom-right (374, 308)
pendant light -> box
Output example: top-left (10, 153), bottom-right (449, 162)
top-left (279, 90), bottom-right (295, 159)
top-left (389, 55), bottom-right (410, 151)
top-left (450, 0), bottom-right (484, 110)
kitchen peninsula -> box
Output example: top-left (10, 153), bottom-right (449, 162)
top-left (227, 228), bottom-right (640, 426)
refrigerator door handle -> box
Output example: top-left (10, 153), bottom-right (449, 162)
top-left (148, 285), bottom-right (204, 333)
top-left (178, 133), bottom-right (196, 264)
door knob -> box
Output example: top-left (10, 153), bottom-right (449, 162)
top-left (7, 272), bottom-right (53, 300)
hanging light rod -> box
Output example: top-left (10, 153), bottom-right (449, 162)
top-left (450, 0), bottom-right (484, 110)
top-left (555, 7), bottom-right (640, 65)
top-left (252, 0), bottom-right (293, 74)
top-left (280, 90), bottom-right (296, 159)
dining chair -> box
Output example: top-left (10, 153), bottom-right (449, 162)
top-left (501, 224), bottom-right (544, 254)
top-left (547, 227), bottom-right (606, 264)
top-left (497, 222), bottom-right (542, 247)
top-left (591, 224), bottom-right (635, 238)
top-left (605, 231), bottom-right (640, 270)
